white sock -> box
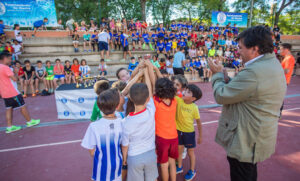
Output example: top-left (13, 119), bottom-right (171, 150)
top-left (7, 126), bottom-right (12, 129)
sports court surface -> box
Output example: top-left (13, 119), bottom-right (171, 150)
top-left (0, 77), bottom-right (299, 181)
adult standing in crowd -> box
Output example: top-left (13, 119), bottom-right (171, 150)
top-left (208, 26), bottom-right (287, 181)
top-left (98, 28), bottom-right (111, 61)
top-left (173, 47), bottom-right (185, 75)
top-left (279, 43), bottom-right (295, 115)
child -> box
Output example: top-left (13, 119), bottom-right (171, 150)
top-left (165, 39), bottom-right (172, 57)
top-left (14, 24), bottom-right (23, 45)
top-left (172, 74), bottom-right (188, 98)
top-left (142, 31), bottom-right (153, 51)
top-left (113, 31), bottom-right (121, 51)
top-left (71, 58), bottom-right (80, 82)
top-left (208, 46), bottom-right (216, 57)
top-left (128, 57), bottom-right (138, 74)
top-left (32, 18), bottom-right (48, 37)
top-left (12, 40), bottom-right (22, 61)
top-left (175, 84), bottom-right (202, 181)
top-left (190, 58), bottom-right (197, 80)
top-left (5, 41), bottom-right (14, 54)
top-left (116, 68), bottom-right (130, 83)
top-left (156, 39), bottom-right (166, 55)
top-left (64, 60), bottom-right (72, 84)
top-left (98, 59), bottom-right (108, 76)
top-left (81, 89), bottom-right (123, 181)
top-left (45, 60), bottom-right (54, 93)
top-left (120, 31), bottom-right (132, 61)
top-left (91, 30), bottom-right (98, 52)
top-left (0, 52), bottom-right (40, 133)
top-left (0, 20), bottom-right (11, 41)
top-left (153, 78), bottom-right (178, 181)
top-left (23, 60), bottom-right (36, 97)
top-left (121, 69), bottom-right (158, 181)
top-left (91, 80), bottom-right (110, 122)
top-left (53, 59), bottom-right (65, 89)
top-left (72, 30), bottom-right (80, 52)
top-left (172, 38), bottom-right (177, 55)
top-left (151, 55), bottom-right (161, 69)
top-left (0, 41), bottom-right (5, 53)
top-left (79, 59), bottom-right (91, 78)
top-left (131, 30), bottom-right (141, 51)
top-left (159, 58), bottom-right (166, 70)
top-left (83, 30), bottom-right (92, 52)
top-left (35, 60), bottom-right (47, 92)
top-left (160, 69), bottom-right (169, 78)
top-left (166, 56), bottom-right (174, 75)
top-left (15, 61), bottom-right (25, 94)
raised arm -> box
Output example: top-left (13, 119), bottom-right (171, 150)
top-left (144, 67), bottom-right (153, 97)
top-left (121, 70), bottom-right (144, 96)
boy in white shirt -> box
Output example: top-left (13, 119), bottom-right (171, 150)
top-left (121, 68), bottom-right (158, 181)
top-left (166, 55), bottom-right (174, 75)
top-left (12, 40), bottom-right (22, 61)
top-left (82, 89), bottom-right (123, 181)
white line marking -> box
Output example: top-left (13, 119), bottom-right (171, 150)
top-left (283, 108), bottom-right (300, 112)
top-left (0, 139), bottom-right (82, 153)
top-left (194, 120), bottom-right (218, 126)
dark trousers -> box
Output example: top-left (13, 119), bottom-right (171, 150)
top-left (227, 156), bottom-right (257, 181)
top-left (173, 67), bottom-right (184, 75)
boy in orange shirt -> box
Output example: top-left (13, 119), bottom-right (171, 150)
top-left (280, 43), bottom-right (295, 85)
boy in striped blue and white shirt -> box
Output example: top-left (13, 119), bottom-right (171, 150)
top-left (82, 89), bottom-right (123, 181)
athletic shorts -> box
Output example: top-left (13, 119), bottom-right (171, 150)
top-left (4, 94), bottom-right (25, 109)
top-left (127, 149), bottom-right (158, 181)
top-left (177, 130), bottom-right (196, 148)
top-left (132, 38), bottom-right (139, 43)
top-left (99, 41), bottom-right (108, 51)
top-left (155, 136), bottom-right (179, 163)
top-left (123, 45), bottom-right (129, 52)
top-left (46, 75), bottom-right (54, 80)
top-left (73, 40), bottom-right (79, 44)
top-left (54, 74), bottom-right (65, 79)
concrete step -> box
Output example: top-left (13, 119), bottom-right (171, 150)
top-left (19, 51), bottom-right (157, 63)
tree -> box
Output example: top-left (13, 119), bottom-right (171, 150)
top-left (140, 0), bottom-right (147, 21)
top-left (147, 0), bottom-right (176, 25)
top-left (197, 0), bottom-right (229, 24)
top-left (178, 0), bottom-right (199, 22)
top-left (274, 0), bottom-right (299, 25)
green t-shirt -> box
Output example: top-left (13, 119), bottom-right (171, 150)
top-left (187, 41), bottom-right (193, 48)
top-left (91, 101), bottom-right (102, 122)
top-left (0, 46), bottom-right (4, 53)
top-left (151, 60), bottom-right (161, 68)
top-left (46, 66), bottom-right (54, 76)
top-left (208, 49), bottom-right (216, 57)
top-left (83, 34), bottom-right (91, 41)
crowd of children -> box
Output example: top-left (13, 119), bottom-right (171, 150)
top-left (82, 60), bottom-right (203, 181)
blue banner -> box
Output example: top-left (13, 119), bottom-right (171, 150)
top-left (211, 11), bottom-right (248, 28)
top-left (0, 0), bottom-right (57, 27)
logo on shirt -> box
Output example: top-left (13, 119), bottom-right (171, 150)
top-left (217, 12), bottom-right (227, 24)
top-left (64, 111), bottom-right (70, 117)
top-left (0, 3), bottom-right (5, 15)
top-left (109, 123), bottom-right (114, 130)
top-left (80, 111), bottom-right (86, 116)
top-left (61, 98), bottom-right (67, 104)
top-left (78, 97), bottom-right (84, 103)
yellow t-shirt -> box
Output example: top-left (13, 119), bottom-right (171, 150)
top-left (175, 96), bottom-right (200, 132)
top-left (172, 41), bottom-right (177, 49)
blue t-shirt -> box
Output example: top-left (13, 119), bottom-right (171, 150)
top-left (120, 34), bottom-right (128, 47)
top-left (0, 24), bottom-right (5, 34)
top-left (232, 41), bottom-right (238, 46)
top-left (165, 42), bottom-right (172, 52)
top-left (151, 34), bottom-right (158, 41)
top-left (33, 20), bottom-right (45, 27)
top-left (164, 36), bottom-right (169, 41)
top-left (189, 62), bottom-right (195, 68)
top-left (187, 25), bottom-right (192, 30)
top-left (232, 60), bottom-right (240, 67)
top-left (199, 25), bottom-right (204, 31)
top-left (195, 61), bottom-right (201, 68)
top-left (128, 62), bottom-right (139, 72)
top-left (175, 34), bottom-right (181, 40)
top-left (223, 29), bottom-right (229, 35)
top-left (142, 33), bottom-right (149, 43)
top-left (169, 33), bottom-right (175, 39)
top-left (171, 24), bottom-right (176, 29)
top-left (113, 33), bottom-right (119, 41)
top-left (177, 24), bottom-right (182, 29)
top-left (157, 28), bottom-right (165, 37)
top-left (181, 24), bottom-right (186, 29)
top-left (218, 39), bottom-right (226, 46)
top-left (109, 32), bottom-right (113, 38)
top-left (157, 42), bottom-right (165, 51)
top-left (215, 26), bottom-right (219, 30)
top-left (132, 32), bottom-right (139, 39)
top-left (180, 32), bottom-right (188, 39)
top-left (179, 41), bottom-right (186, 47)
top-left (209, 26), bottom-right (214, 31)
top-left (173, 51), bottom-right (185, 68)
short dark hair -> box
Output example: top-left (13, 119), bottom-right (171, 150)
top-left (24, 60), bottom-right (30, 64)
top-left (95, 80), bottom-right (110, 95)
top-left (15, 60), bottom-right (21, 64)
top-left (46, 60), bottom-right (51, 64)
top-left (160, 69), bottom-right (168, 75)
top-left (116, 68), bottom-right (128, 79)
top-left (111, 80), bottom-right (127, 92)
top-left (236, 26), bottom-right (273, 54)
top-left (73, 58), bottom-right (79, 63)
top-left (44, 18), bottom-right (48, 20)
top-left (155, 78), bottom-right (176, 99)
top-left (0, 51), bottom-right (12, 60)
top-left (65, 60), bottom-right (70, 64)
top-left (171, 75), bottom-right (188, 88)
top-left (280, 43), bottom-right (292, 51)
top-left (100, 59), bottom-right (105, 62)
top-left (37, 60), bottom-right (42, 64)
top-left (187, 84), bottom-right (202, 101)
top-left (98, 89), bottom-right (120, 115)
top-left (55, 58), bottom-right (61, 62)
top-left (81, 59), bottom-right (87, 65)
top-left (129, 83), bottom-right (149, 106)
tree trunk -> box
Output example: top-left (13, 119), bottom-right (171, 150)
top-left (274, 12), bottom-right (280, 25)
top-left (188, 9), bottom-right (191, 22)
top-left (140, 0), bottom-right (146, 21)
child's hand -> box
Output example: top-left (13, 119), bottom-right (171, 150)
top-left (197, 136), bottom-right (202, 144)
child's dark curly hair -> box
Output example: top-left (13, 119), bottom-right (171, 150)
top-left (155, 78), bottom-right (176, 99)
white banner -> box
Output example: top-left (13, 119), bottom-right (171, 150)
top-left (55, 88), bottom-right (97, 119)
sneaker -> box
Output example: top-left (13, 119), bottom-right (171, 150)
top-left (176, 165), bottom-right (183, 174)
top-left (32, 93), bottom-right (36, 97)
top-left (184, 170), bottom-right (196, 181)
top-left (88, 49), bottom-right (92, 52)
top-left (6, 125), bottom-right (22, 134)
top-left (26, 119), bottom-right (40, 127)
top-left (182, 148), bottom-right (187, 159)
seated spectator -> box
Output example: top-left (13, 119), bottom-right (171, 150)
top-left (79, 59), bottom-right (91, 78)
top-left (216, 46), bottom-right (223, 57)
top-left (15, 61), bottom-right (25, 94)
top-left (159, 58), bottom-right (166, 70)
top-left (83, 30), bottom-right (92, 52)
top-left (23, 60), bottom-right (36, 97)
top-left (71, 58), bottom-right (80, 83)
top-left (91, 30), bottom-right (98, 52)
top-left (72, 30), bottom-right (80, 52)
top-left (208, 46), bottom-right (216, 57)
top-left (14, 24), bottom-right (23, 45)
top-left (151, 55), bottom-right (161, 69)
top-left (5, 41), bottom-right (14, 54)
top-left (128, 57), bottom-right (138, 74)
top-left (166, 56), bottom-right (174, 75)
top-left (35, 60), bottom-right (47, 93)
top-left (98, 59), bottom-right (108, 76)
top-left (12, 40), bottom-right (22, 61)
top-left (53, 59), bottom-right (65, 89)
top-left (32, 18), bottom-right (48, 37)
top-left (205, 37), bottom-right (212, 50)
top-left (64, 60), bottom-right (72, 84)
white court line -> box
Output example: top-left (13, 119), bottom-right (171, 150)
top-left (0, 139), bottom-right (82, 153)
top-left (1, 108), bottom-right (299, 153)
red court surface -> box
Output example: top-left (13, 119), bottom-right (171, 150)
top-left (0, 76), bottom-right (299, 181)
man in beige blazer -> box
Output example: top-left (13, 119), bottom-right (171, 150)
top-left (208, 26), bottom-right (287, 181)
